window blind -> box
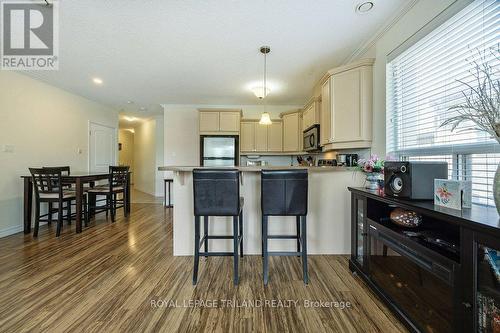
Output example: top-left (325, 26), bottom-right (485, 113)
top-left (386, 0), bottom-right (500, 207)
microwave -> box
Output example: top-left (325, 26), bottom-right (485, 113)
top-left (303, 124), bottom-right (320, 151)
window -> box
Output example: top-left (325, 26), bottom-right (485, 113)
top-left (387, 0), bottom-right (500, 206)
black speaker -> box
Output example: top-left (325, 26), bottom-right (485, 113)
top-left (384, 161), bottom-right (448, 199)
top-left (384, 161), bottom-right (411, 197)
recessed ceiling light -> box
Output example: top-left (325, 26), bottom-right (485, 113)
top-left (356, 1), bottom-right (374, 14)
top-left (127, 100), bottom-right (134, 104)
top-left (140, 107), bottom-right (147, 111)
top-left (92, 77), bottom-right (103, 85)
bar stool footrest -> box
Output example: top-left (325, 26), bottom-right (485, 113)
top-left (268, 251), bottom-right (303, 257)
top-left (198, 252), bottom-right (235, 257)
top-left (199, 235), bottom-right (243, 248)
top-left (267, 235), bottom-right (300, 239)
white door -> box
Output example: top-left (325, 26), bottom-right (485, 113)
top-left (89, 122), bottom-right (116, 173)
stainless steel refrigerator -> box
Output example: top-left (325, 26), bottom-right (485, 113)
top-left (200, 136), bottom-right (239, 166)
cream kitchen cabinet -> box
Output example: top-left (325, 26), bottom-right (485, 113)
top-left (267, 121), bottom-right (283, 152)
top-left (240, 122), bottom-right (255, 152)
top-left (320, 59), bottom-right (374, 150)
top-left (240, 120), bottom-right (282, 153)
top-left (199, 109), bottom-right (241, 134)
top-left (320, 79), bottom-right (331, 146)
top-left (199, 111), bottom-right (220, 133)
top-left (219, 111), bottom-right (240, 132)
top-left (282, 111), bottom-right (301, 152)
top-left (302, 98), bottom-right (319, 132)
top-left (254, 122), bottom-right (268, 151)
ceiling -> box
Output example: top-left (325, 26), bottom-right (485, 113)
top-left (25, 0), bottom-right (410, 115)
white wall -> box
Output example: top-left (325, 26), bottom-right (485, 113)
top-left (353, 0), bottom-right (455, 156)
top-left (162, 104), bottom-right (301, 170)
top-left (0, 71), bottom-right (118, 237)
top-left (133, 116), bottom-right (164, 196)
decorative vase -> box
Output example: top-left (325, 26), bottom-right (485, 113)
top-left (495, 163), bottom-right (500, 214)
top-left (365, 173), bottom-right (382, 190)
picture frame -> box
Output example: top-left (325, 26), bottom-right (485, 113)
top-left (434, 179), bottom-right (472, 210)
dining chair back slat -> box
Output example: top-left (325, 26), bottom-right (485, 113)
top-left (43, 166), bottom-right (71, 189)
top-left (29, 168), bottom-right (63, 199)
top-left (109, 166), bottom-right (129, 190)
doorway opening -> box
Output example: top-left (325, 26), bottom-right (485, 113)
top-left (119, 114), bottom-right (164, 204)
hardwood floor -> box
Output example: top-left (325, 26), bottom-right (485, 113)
top-left (0, 202), bottom-right (408, 333)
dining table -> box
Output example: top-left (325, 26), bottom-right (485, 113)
top-left (21, 172), bottom-right (131, 234)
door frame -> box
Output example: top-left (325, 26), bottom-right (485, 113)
top-left (88, 121), bottom-right (118, 172)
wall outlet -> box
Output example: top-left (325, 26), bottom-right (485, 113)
top-left (3, 144), bottom-right (14, 153)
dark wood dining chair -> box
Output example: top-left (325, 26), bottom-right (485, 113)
top-left (29, 168), bottom-right (78, 237)
top-left (43, 166), bottom-right (90, 228)
top-left (43, 166), bottom-right (71, 225)
top-left (87, 166), bottom-right (129, 222)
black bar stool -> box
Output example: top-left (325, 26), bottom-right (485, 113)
top-left (261, 169), bottom-right (308, 285)
top-left (192, 169), bottom-right (243, 285)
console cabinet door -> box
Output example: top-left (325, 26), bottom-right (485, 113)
top-left (351, 193), bottom-right (367, 271)
top-left (471, 232), bottom-right (500, 333)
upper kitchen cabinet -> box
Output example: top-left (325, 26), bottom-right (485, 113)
top-left (302, 97), bottom-right (320, 132)
top-left (281, 110), bottom-right (302, 152)
top-left (240, 121), bottom-right (255, 152)
top-left (199, 109), bottom-right (242, 135)
top-left (240, 120), bottom-right (282, 153)
top-left (320, 79), bottom-right (331, 146)
top-left (320, 58), bottom-right (374, 150)
top-left (267, 121), bottom-right (283, 152)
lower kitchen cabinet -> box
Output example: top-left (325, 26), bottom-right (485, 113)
top-left (349, 187), bottom-right (500, 333)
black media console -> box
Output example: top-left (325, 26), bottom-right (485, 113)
top-left (348, 187), bottom-right (500, 333)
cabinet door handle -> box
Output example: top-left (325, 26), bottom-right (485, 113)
top-left (462, 302), bottom-right (472, 309)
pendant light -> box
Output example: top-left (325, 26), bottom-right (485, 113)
top-left (258, 46), bottom-right (272, 125)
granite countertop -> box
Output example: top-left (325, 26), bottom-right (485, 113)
top-left (158, 166), bottom-right (358, 172)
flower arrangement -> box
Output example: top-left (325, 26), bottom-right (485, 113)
top-left (357, 154), bottom-right (384, 174)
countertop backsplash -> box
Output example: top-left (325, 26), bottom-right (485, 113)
top-left (240, 148), bottom-right (371, 167)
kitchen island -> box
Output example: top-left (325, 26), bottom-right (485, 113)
top-left (159, 166), bottom-right (364, 256)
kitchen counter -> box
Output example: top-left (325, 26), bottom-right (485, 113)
top-left (159, 165), bottom-right (364, 256)
top-left (159, 165), bottom-right (356, 172)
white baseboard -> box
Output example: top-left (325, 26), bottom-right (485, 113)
top-left (0, 225), bottom-right (24, 238)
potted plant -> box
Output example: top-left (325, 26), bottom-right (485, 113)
top-left (440, 46), bottom-right (500, 212)
top-left (357, 154), bottom-right (384, 190)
